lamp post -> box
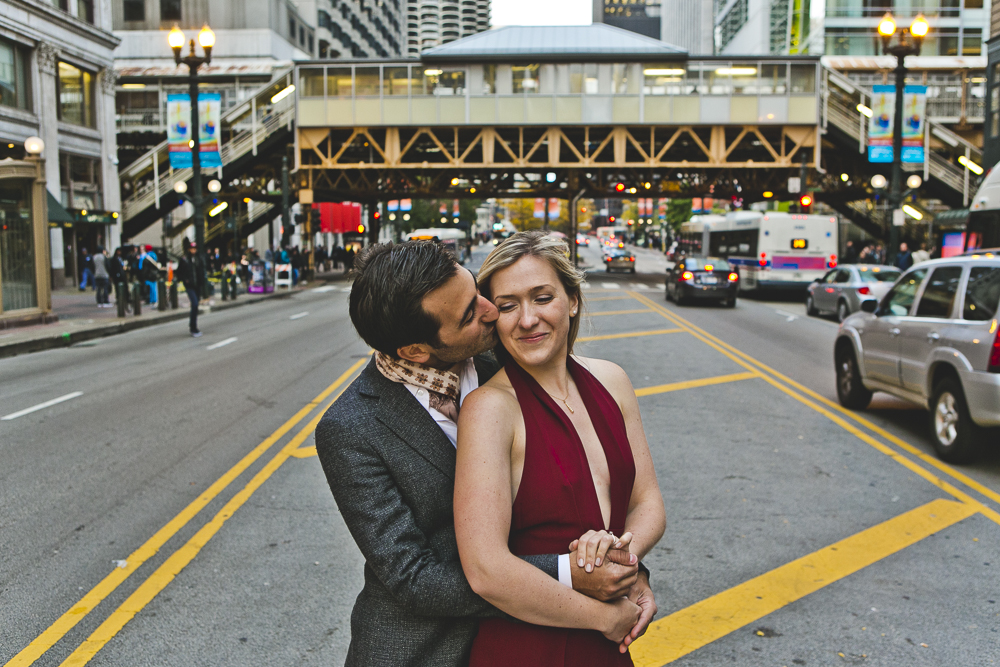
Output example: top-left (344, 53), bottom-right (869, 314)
top-left (169, 24), bottom-right (215, 298)
top-left (877, 12), bottom-right (928, 265)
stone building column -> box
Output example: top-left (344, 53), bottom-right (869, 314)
top-left (98, 68), bottom-right (121, 247)
top-left (35, 41), bottom-right (60, 196)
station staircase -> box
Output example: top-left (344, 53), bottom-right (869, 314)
top-left (118, 67), bottom-right (295, 240)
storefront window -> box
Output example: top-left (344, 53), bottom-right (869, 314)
top-left (60, 153), bottom-right (102, 210)
top-left (0, 180), bottom-right (37, 312)
top-left (0, 38), bottom-right (31, 111)
top-left (57, 62), bottom-right (95, 127)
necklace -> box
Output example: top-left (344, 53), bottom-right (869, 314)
top-left (549, 388), bottom-right (575, 414)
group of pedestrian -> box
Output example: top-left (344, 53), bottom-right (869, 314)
top-left (841, 240), bottom-right (935, 270)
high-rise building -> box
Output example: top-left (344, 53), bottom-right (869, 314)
top-left (715, 0), bottom-right (812, 56)
top-left (593, 0), bottom-right (662, 40)
top-left (661, 0), bottom-right (714, 55)
top-left (824, 1), bottom-right (988, 57)
top-left (408, 1), bottom-right (490, 58)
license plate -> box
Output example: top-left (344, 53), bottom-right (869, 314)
top-left (702, 276), bottom-right (718, 285)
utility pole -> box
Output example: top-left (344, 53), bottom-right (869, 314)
top-left (281, 155), bottom-right (290, 249)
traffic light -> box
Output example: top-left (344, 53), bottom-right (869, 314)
top-left (615, 183), bottom-right (626, 193)
top-left (373, 211), bottom-right (381, 220)
top-left (609, 216), bottom-right (616, 223)
top-left (799, 193), bottom-right (813, 213)
top-left (357, 224), bottom-right (366, 234)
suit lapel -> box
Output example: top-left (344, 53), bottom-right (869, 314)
top-left (366, 365), bottom-right (457, 481)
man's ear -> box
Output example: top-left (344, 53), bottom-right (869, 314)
top-left (397, 343), bottom-right (432, 365)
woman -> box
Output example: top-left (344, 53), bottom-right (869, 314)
top-left (455, 232), bottom-right (666, 666)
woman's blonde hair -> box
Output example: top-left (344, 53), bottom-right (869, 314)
top-left (477, 231), bottom-right (586, 363)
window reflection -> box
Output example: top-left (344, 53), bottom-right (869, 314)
top-left (57, 61), bottom-right (94, 128)
top-left (512, 65), bottom-right (539, 94)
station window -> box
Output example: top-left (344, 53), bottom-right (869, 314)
top-left (57, 61), bottom-right (95, 128)
top-left (790, 64), bottom-right (815, 93)
top-left (299, 68), bottom-right (325, 97)
top-left (421, 68), bottom-right (465, 96)
top-left (386, 67), bottom-right (413, 96)
top-left (0, 38), bottom-right (31, 111)
top-left (161, 0), bottom-right (180, 21)
top-left (512, 65), bottom-right (539, 94)
top-left (326, 67), bottom-right (352, 97)
top-left (354, 67), bottom-right (380, 96)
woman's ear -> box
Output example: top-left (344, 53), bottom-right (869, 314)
top-left (397, 343), bottom-right (432, 365)
top-left (569, 292), bottom-right (580, 318)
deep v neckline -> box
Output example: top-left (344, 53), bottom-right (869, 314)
top-left (510, 357), bottom-right (616, 531)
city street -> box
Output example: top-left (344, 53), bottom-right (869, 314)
top-left (2, 242), bottom-right (999, 667)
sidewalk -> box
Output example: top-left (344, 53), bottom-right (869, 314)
top-left (1, 273), bottom-right (350, 360)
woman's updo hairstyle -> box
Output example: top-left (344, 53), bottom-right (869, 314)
top-left (476, 231), bottom-right (587, 363)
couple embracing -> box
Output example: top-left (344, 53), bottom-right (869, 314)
top-left (316, 232), bottom-right (666, 666)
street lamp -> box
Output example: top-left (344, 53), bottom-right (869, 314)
top-left (170, 23), bottom-right (215, 298)
top-left (877, 11), bottom-right (927, 264)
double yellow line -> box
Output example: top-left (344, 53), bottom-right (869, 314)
top-left (7, 356), bottom-right (370, 667)
top-left (629, 291), bottom-right (1000, 524)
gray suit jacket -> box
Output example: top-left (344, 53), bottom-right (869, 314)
top-left (315, 357), bottom-right (558, 667)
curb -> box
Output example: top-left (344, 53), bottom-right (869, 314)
top-left (0, 288), bottom-right (301, 360)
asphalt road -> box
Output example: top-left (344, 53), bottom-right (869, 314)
top-left (1, 241), bottom-right (998, 667)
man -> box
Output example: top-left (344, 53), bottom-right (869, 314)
top-left (895, 242), bottom-right (913, 271)
top-left (79, 247), bottom-right (92, 291)
top-left (92, 246), bottom-right (110, 307)
top-left (315, 242), bottom-right (656, 667)
top-left (176, 241), bottom-right (202, 337)
top-left (911, 242), bottom-right (930, 265)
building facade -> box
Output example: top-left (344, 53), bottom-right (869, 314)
top-left (0, 0), bottom-right (121, 319)
top-left (593, 0), bottom-right (662, 40)
top-left (716, 0), bottom-right (812, 56)
top-left (407, 0), bottom-right (490, 58)
top-left (660, 0), bottom-right (714, 55)
top-left (825, 0), bottom-right (990, 57)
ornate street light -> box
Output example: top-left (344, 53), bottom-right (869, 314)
top-left (877, 12), bottom-right (927, 263)
top-left (169, 24), bottom-right (215, 297)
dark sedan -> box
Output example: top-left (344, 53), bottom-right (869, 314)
top-left (666, 256), bottom-right (739, 307)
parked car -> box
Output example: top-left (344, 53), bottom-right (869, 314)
top-left (604, 249), bottom-right (636, 273)
top-left (665, 256), bottom-right (739, 307)
top-left (807, 264), bottom-right (901, 322)
top-left (834, 255), bottom-right (1000, 462)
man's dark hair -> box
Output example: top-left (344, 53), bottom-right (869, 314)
top-left (349, 241), bottom-right (459, 357)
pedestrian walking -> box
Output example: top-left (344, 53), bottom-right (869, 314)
top-left (92, 246), bottom-right (111, 307)
top-left (79, 247), bottom-right (93, 290)
top-left (911, 242), bottom-right (930, 265)
top-left (177, 241), bottom-right (202, 337)
top-left (108, 248), bottom-right (127, 311)
top-left (895, 242), bottom-right (913, 271)
top-left (139, 245), bottom-right (160, 305)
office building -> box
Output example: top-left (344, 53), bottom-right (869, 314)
top-left (0, 0), bottom-right (121, 321)
top-left (407, 0), bottom-right (490, 58)
top-left (593, 0), bottom-right (662, 40)
top-left (660, 0), bottom-right (713, 55)
top-left (716, 0), bottom-right (812, 56)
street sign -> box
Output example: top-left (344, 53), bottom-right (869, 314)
top-left (892, 208), bottom-right (905, 227)
top-left (787, 177), bottom-right (801, 194)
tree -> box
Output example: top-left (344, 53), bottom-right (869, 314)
top-left (665, 199), bottom-right (692, 232)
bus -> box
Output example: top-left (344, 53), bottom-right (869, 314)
top-left (678, 211), bottom-right (840, 292)
top-left (965, 163), bottom-right (1000, 252)
top-left (406, 228), bottom-right (467, 264)
top-left (596, 226), bottom-right (629, 248)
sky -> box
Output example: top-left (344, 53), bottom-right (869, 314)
top-left (491, 0), bottom-right (592, 27)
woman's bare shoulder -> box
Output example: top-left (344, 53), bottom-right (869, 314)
top-left (573, 355), bottom-right (635, 398)
top-left (462, 371), bottom-right (519, 419)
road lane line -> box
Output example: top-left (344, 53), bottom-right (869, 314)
top-left (206, 337), bottom-right (237, 350)
top-left (289, 312), bottom-right (309, 320)
top-left (5, 356), bottom-right (370, 667)
top-left (578, 328), bottom-right (684, 343)
top-left (587, 295), bottom-right (635, 302)
top-left (631, 498), bottom-right (977, 666)
top-left (630, 292), bottom-right (1000, 526)
top-left (1, 392), bottom-right (84, 421)
top-left (587, 309), bottom-right (652, 317)
top-left (635, 372), bottom-right (759, 397)
top-left (310, 286), bottom-right (336, 293)
top-left (289, 445), bottom-right (318, 458)
top-left (600, 282), bottom-right (621, 289)
top-left (58, 365), bottom-right (365, 667)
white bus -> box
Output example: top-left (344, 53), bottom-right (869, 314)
top-left (406, 228), bottom-right (467, 263)
top-left (678, 211), bottom-right (839, 291)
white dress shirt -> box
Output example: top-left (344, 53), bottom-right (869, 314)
top-left (402, 357), bottom-right (573, 588)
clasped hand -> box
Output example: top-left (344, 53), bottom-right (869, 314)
top-left (567, 530), bottom-right (657, 652)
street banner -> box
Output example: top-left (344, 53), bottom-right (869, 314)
top-left (453, 200), bottom-right (460, 217)
top-left (901, 85), bottom-right (927, 164)
top-left (388, 200), bottom-right (399, 211)
top-left (658, 199), bottom-right (667, 220)
top-left (440, 202), bottom-right (448, 214)
top-left (638, 199), bottom-right (646, 216)
top-left (868, 85), bottom-right (895, 163)
top-left (400, 199), bottom-right (412, 211)
top-left (548, 198), bottom-right (560, 218)
top-left (166, 93), bottom-right (222, 168)
top-left (167, 94), bottom-right (191, 169)
top-left (534, 198), bottom-right (545, 218)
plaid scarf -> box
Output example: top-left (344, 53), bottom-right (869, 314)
top-left (375, 352), bottom-right (461, 421)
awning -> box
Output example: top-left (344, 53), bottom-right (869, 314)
top-left (47, 192), bottom-right (74, 224)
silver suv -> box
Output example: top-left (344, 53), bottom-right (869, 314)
top-left (834, 254), bottom-right (1000, 462)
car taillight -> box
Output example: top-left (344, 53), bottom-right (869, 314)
top-left (681, 271), bottom-right (694, 281)
top-left (629, 257), bottom-right (635, 262)
top-left (728, 272), bottom-right (738, 282)
top-left (989, 322), bottom-right (1000, 372)
top-left (857, 286), bottom-right (870, 295)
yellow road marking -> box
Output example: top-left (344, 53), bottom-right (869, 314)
top-left (578, 328), bottom-right (684, 342)
top-left (290, 445), bottom-right (318, 458)
top-left (57, 362), bottom-right (367, 667)
top-left (6, 356), bottom-right (370, 667)
top-left (635, 372), bottom-right (759, 397)
top-left (631, 498), bottom-right (977, 666)
top-left (630, 292), bottom-right (1000, 526)
top-left (587, 309), bottom-right (653, 317)
top-left (587, 295), bottom-right (636, 302)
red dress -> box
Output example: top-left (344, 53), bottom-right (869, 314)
top-left (469, 357), bottom-right (637, 667)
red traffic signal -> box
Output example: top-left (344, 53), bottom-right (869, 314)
top-left (799, 194), bottom-right (813, 210)
top-left (609, 216), bottom-right (616, 223)
top-left (615, 183), bottom-right (625, 192)
top-left (373, 211), bottom-right (381, 220)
